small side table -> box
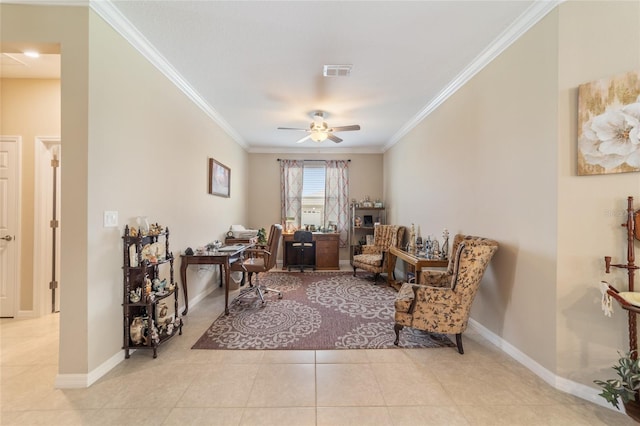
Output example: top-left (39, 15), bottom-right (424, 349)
top-left (387, 246), bottom-right (448, 290)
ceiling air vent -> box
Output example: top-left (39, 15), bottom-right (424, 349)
top-left (323, 64), bottom-right (352, 77)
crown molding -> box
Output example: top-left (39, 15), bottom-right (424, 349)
top-left (248, 146), bottom-right (384, 155)
top-left (384, 0), bottom-right (561, 152)
top-left (89, 0), bottom-right (247, 149)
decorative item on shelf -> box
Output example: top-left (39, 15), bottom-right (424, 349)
top-left (149, 223), bottom-right (164, 236)
top-left (137, 216), bottom-right (150, 236)
top-left (424, 235), bottom-right (432, 256)
top-left (129, 287), bottom-right (142, 303)
top-left (361, 196), bottom-right (373, 208)
top-left (354, 216), bottom-right (362, 227)
top-left (152, 278), bottom-right (168, 295)
top-left (441, 229), bottom-right (449, 259)
top-left (205, 240), bottom-right (222, 252)
top-left (156, 302), bottom-right (172, 334)
top-left (130, 316), bottom-right (146, 345)
top-left (431, 239), bottom-right (441, 259)
top-left (408, 223), bottom-right (416, 253)
top-left (129, 244), bottom-right (138, 267)
top-left (129, 226), bottom-right (139, 237)
top-left (374, 200), bottom-right (383, 208)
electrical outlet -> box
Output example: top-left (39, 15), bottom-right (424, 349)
top-left (104, 211), bottom-right (118, 227)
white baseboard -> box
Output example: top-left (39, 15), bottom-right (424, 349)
top-left (54, 282), bottom-right (218, 389)
top-left (16, 309), bottom-right (37, 319)
top-left (55, 349), bottom-right (125, 388)
top-left (468, 319), bottom-right (617, 413)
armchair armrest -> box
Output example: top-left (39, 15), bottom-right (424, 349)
top-left (243, 248), bottom-right (272, 257)
top-left (405, 283), bottom-right (456, 314)
top-left (420, 270), bottom-right (451, 288)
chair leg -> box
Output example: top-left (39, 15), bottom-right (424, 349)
top-left (455, 333), bottom-right (464, 354)
top-left (353, 266), bottom-right (357, 277)
top-left (394, 324), bottom-right (403, 346)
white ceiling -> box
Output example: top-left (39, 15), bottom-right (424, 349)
top-left (4, 1), bottom-right (559, 153)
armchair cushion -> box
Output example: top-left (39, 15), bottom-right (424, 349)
top-left (355, 253), bottom-right (384, 267)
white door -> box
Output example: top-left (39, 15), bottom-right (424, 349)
top-left (0, 137), bottom-right (21, 318)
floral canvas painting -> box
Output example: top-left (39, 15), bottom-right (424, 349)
top-left (578, 71), bottom-right (640, 175)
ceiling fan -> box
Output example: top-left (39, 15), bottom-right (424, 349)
top-left (278, 111), bottom-right (360, 143)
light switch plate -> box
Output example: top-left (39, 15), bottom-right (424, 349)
top-left (104, 211), bottom-right (118, 227)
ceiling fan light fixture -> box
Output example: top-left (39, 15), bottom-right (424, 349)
top-left (310, 131), bottom-right (328, 142)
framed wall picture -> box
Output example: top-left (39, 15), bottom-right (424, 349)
top-left (208, 158), bottom-right (230, 197)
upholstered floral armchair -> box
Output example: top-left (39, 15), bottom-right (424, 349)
top-left (393, 234), bottom-right (498, 354)
top-left (352, 225), bottom-right (405, 282)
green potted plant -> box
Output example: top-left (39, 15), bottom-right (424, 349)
top-left (257, 227), bottom-right (267, 246)
top-left (594, 351), bottom-right (640, 420)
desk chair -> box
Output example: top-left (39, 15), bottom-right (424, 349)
top-left (288, 230), bottom-right (315, 272)
top-left (230, 224), bottom-right (283, 304)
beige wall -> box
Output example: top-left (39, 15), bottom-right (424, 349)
top-left (556, 1), bottom-right (640, 382)
top-left (2, 4), bottom-right (249, 377)
top-left (84, 12), bottom-right (249, 372)
top-left (247, 152), bottom-right (383, 262)
top-left (386, 0), bottom-right (640, 389)
top-left (1, 79), bottom-right (61, 311)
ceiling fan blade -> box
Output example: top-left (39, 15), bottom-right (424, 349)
top-left (277, 127), bottom-right (309, 131)
top-left (329, 125), bottom-right (360, 132)
top-left (327, 134), bottom-right (343, 143)
top-left (296, 135), bottom-right (312, 144)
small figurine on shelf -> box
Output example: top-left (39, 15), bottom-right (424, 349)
top-left (408, 223), bottom-right (416, 253)
top-left (354, 216), bottom-right (362, 227)
top-left (129, 287), bottom-right (142, 303)
top-left (431, 239), bottom-right (441, 259)
top-left (130, 316), bottom-right (145, 345)
top-left (441, 228), bottom-right (450, 259)
top-left (149, 223), bottom-right (163, 236)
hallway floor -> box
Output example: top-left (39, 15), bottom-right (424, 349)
top-left (0, 275), bottom-right (634, 425)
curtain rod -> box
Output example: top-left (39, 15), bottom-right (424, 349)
top-left (276, 159), bottom-right (351, 162)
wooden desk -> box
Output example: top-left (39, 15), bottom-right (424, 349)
top-left (281, 232), bottom-right (340, 270)
top-left (387, 246), bottom-right (448, 290)
top-left (180, 244), bottom-right (251, 316)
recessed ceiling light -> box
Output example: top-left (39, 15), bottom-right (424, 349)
top-left (24, 50), bottom-right (40, 58)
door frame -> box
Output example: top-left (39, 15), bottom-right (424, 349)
top-left (33, 136), bottom-right (61, 316)
top-left (0, 136), bottom-right (22, 318)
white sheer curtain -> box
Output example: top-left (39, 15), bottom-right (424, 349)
top-left (279, 159), bottom-right (304, 229)
top-left (325, 160), bottom-right (349, 247)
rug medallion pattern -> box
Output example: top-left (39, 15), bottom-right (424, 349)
top-left (192, 272), bottom-right (455, 350)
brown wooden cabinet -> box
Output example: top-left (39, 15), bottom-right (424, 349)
top-left (282, 232), bottom-right (340, 270)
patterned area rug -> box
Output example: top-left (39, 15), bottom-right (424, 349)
top-left (192, 272), bottom-right (455, 350)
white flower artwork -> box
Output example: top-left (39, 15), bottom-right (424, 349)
top-left (578, 71), bottom-right (640, 175)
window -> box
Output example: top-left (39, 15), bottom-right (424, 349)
top-left (301, 163), bottom-right (325, 228)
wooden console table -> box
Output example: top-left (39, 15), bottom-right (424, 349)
top-left (387, 246), bottom-right (448, 290)
top-left (281, 232), bottom-right (340, 270)
top-left (180, 244), bottom-right (251, 316)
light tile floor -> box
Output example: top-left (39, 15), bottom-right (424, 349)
top-left (1, 272), bottom-right (635, 425)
